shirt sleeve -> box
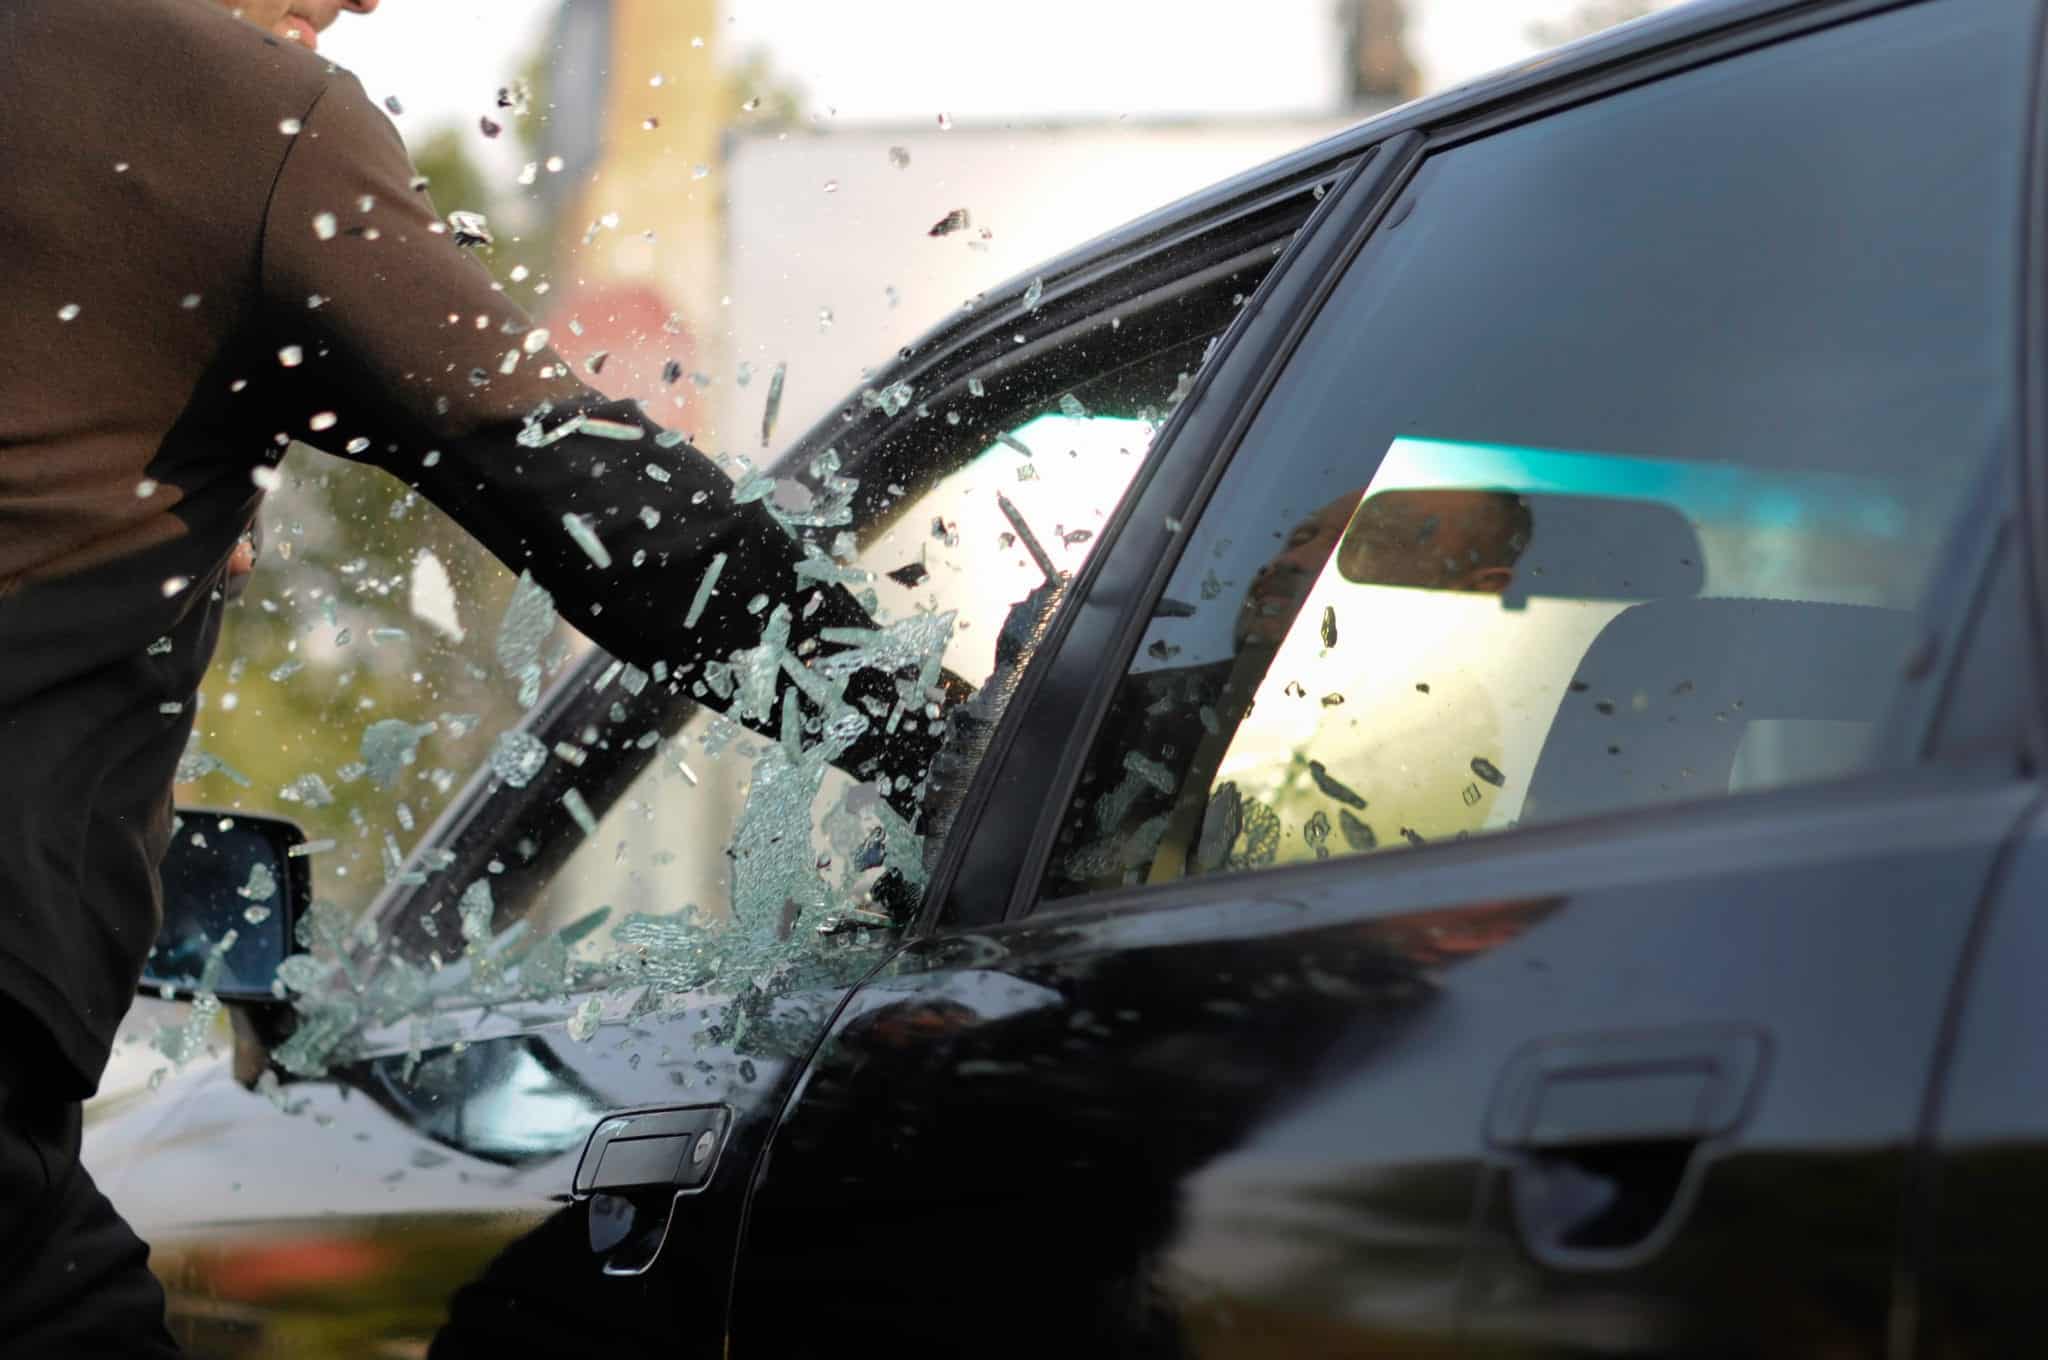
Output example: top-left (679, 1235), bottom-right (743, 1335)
top-left (257, 72), bottom-right (943, 806)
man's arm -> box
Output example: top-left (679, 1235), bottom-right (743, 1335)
top-left (257, 73), bottom-right (942, 804)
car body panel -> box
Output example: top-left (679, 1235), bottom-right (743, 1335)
top-left (729, 772), bottom-right (2034, 1357)
top-left (90, 960), bottom-right (880, 1354)
top-left (1921, 805), bottom-right (2048, 1356)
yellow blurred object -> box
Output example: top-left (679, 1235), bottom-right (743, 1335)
top-left (544, 0), bottom-right (728, 444)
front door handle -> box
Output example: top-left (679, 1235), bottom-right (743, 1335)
top-left (575, 1105), bottom-right (731, 1276)
top-left (1485, 1026), bottom-right (1769, 1269)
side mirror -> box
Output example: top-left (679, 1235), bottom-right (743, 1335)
top-left (142, 809), bottom-right (311, 1004)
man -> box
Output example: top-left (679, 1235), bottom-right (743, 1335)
top-left (0, 1), bottom-right (931, 1349)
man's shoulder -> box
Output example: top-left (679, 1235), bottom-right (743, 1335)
top-left (3, 0), bottom-right (365, 252)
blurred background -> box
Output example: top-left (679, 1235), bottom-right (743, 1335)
top-left (166, 0), bottom-right (1675, 935)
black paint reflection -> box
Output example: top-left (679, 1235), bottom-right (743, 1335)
top-left (355, 1037), bottom-right (612, 1167)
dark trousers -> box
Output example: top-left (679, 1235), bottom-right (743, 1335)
top-left (0, 1045), bottom-right (179, 1357)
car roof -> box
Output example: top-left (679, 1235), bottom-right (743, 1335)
top-left (1353, 0), bottom-right (1778, 142)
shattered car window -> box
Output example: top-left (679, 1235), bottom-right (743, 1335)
top-left (188, 372), bottom-right (1190, 1083)
top-left (524, 411), bottom-right (1152, 962)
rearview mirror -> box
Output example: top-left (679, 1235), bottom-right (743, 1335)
top-left (1337, 489), bottom-right (1705, 607)
top-left (142, 810), bottom-right (311, 1004)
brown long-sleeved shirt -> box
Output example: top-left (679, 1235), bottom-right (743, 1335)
top-left (1, 0), bottom-right (901, 1097)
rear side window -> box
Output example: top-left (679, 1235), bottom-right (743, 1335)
top-left (1041, 0), bottom-right (2031, 900)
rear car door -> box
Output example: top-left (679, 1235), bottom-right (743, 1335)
top-left (731, 2), bottom-right (2042, 1355)
top-left (1899, 545), bottom-right (2044, 1359)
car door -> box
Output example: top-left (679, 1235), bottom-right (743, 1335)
top-left (1886, 531), bottom-right (2045, 1360)
top-left (728, 3), bottom-right (2042, 1356)
top-left (79, 144), bottom-right (1344, 1359)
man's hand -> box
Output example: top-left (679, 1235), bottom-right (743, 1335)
top-left (222, 0), bottom-right (379, 52)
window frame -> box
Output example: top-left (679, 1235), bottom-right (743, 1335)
top-left (2017, 0), bottom-right (2048, 761)
top-left (916, 142), bottom-right (1407, 933)
top-left (957, 0), bottom-right (2038, 928)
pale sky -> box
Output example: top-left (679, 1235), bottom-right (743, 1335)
top-left (314, 0), bottom-right (1670, 445)
top-left (319, 1), bottom-right (1655, 148)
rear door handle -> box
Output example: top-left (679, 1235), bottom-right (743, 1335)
top-left (1486, 1026), bottom-right (1769, 1269)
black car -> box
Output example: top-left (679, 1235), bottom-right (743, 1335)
top-left (90, 0), bottom-right (2048, 1353)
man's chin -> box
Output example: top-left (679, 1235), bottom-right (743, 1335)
top-left (277, 18), bottom-right (319, 51)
